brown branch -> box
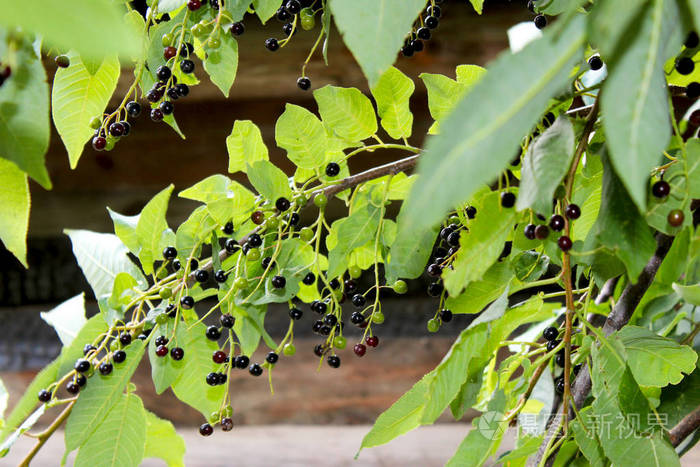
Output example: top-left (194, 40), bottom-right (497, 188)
top-left (20, 401), bottom-right (76, 467)
top-left (669, 405), bottom-right (700, 447)
top-left (184, 153), bottom-right (421, 287)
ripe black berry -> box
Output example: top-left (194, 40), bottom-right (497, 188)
top-left (176, 83), bottom-right (189, 97)
top-left (170, 347), bottom-right (184, 360)
top-left (543, 326), bottom-right (558, 341)
top-left (558, 236), bottom-right (573, 252)
top-left (113, 350), bottom-right (127, 363)
top-left (325, 162), bottom-right (340, 177)
top-left (108, 122), bottom-right (124, 138)
top-left (427, 282), bottom-right (443, 297)
top-left (555, 376), bottom-right (565, 394)
top-left (427, 5), bottom-right (441, 17)
top-left (302, 272), bottom-right (316, 285)
top-left (231, 21), bottom-right (245, 36)
top-left (156, 65), bottom-right (171, 81)
top-left (271, 275), bottom-right (286, 289)
top-left (440, 309), bottom-right (453, 322)
top-left (344, 279), bottom-right (357, 293)
top-left (412, 39), bottom-right (424, 52)
top-left (221, 417), bottom-right (234, 431)
top-left (83, 344), bottom-right (96, 356)
top-left (446, 231), bottom-right (460, 247)
top-left (199, 423), bottom-right (213, 436)
top-left (163, 246), bottom-right (177, 260)
top-left (265, 38), bottom-right (280, 51)
top-left (466, 206), bottom-right (477, 219)
top-left (312, 320), bottom-right (323, 333)
top-left (150, 108), bottom-right (164, 122)
top-left (99, 362), bottom-right (113, 375)
top-left (126, 101), bottom-right (141, 117)
top-left (546, 339), bottom-right (561, 352)
top-left (288, 212), bottom-right (300, 226)
top-left (225, 238), bottom-right (239, 253)
top-left (285, 0), bottom-right (301, 14)
top-left (215, 270), bottom-right (228, 283)
top-left (351, 294), bottom-right (366, 308)
top-left (311, 300), bottom-right (327, 314)
top-left (289, 307), bottom-right (303, 320)
top-left (92, 136), bottom-right (106, 151)
top-left (206, 326), bottom-right (221, 341)
top-left (75, 359), bottom-right (91, 373)
top-left (329, 278), bottom-right (340, 289)
top-left (425, 16), bottom-right (439, 29)
top-left (676, 57), bottom-right (695, 75)
top-left (427, 263), bottom-right (442, 276)
top-left (180, 59), bottom-right (195, 74)
top-left (668, 209), bottom-right (684, 227)
top-left (323, 314), bottom-right (337, 326)
top-left (235, 355), bottom-right (250, 369)
top-left (524, 224), bottom-right (536, 240)
top-left (500, 192), bottom-right (516, 208)
top-left (686, 31), bottom-right (699, 49)
top-left (66, 381), bottom-right (80, 394)
top-left (266, 352), bottom-right (279, 364)
top-left (276, 197), bottom-right (291, 211)
top-left (534, 225), bottom-right (549, 240)
top-left (220, 314), bottom-right (235, 328)
top-left (297, 77), bottom-right (311, 90)
top-left (146, 89), bottom-right (161, 103)
top-left (555, 352), bottom-right (566, 368)
top-left (327, 355), bottom-right (341, 368)
top-left (206, 372), bottom-right (220, 386)
top-left (249, 363), bottom-right (263, 376)
top-left (248, 233), bottom-right (262, 247)
top-left (588, 56), bottom-right (603, 70)
top-left (75, 374), bottom-right (87, 387)
top-left (180, 295), bottom-right (195, 309)
top-left (417, 27), bottom-right (431, 40)
top-left (55, 55), bottom-right (70, 68)
top-left (652, 180), bottom-right (670, 198)
top-left (401, 43), bottom-right (414, 57)
top-left (565, 204), bottom-right (581, 220)
top-left (549, 215), bottom-right (565, 231)
top-left (534, 14), bottom-right (547, 29)
top-left (261, 257), bottom-right (273, 270)
top-left (155, 335), bottom-right (169, 347)
top-left (38, 389), bottom-right (52, 402)
top-left (350, 312), bottom-right (364, 325)
top-left (313, 344), bottom-right (325, 357)
top-left (195, 269), bottom-right (209, 283)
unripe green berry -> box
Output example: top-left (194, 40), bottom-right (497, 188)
top-left (161, 33), bottom-right (173, 46)
top-left (247, 248), bottom-right (261, 261)
top-left (208, 37), bottom-right (221, 49)
top-left (348, 265), bottom-right (362, 279)
top-left (299, 227), bottom-right (314, 242)
top-left (283, 343), bottom-right (296, 356)
top-left (427, 318), bottom-right (439, 333)
top-left (333, 335), bottom-right (347, 349)
top-left (294, 193), bottom-right (308, 206)
top-left (159, 288), bottom-right (172, 299)
top-left (300, 8), bottom-right (315, 30)
top-left (234, 276), bottom-right (247, 290)
top-left (223, 405), bottom-right (233, 417)
top-left (89, 116), bottom-right (102, 129)
top-left (314, 193), bottom-right (328, 208)
top-left (372, 312), bottom-right (385, 324)
top-left (265, 217), bottom-right (279, 231)
top-left (209, 411), bottom-right (220, 424)
top-left (392, 280), bottom-right (408, 294)
top-left (155, 312), bottom-right (169, 325)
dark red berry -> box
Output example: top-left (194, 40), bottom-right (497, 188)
top-left (187, 0), bottom-right (201, 10)
top-left (163, 46), bottom-right (177, 59)
top-left (213, 350), bottom-right (227, 364)
top-left (534, 225), bottom-right (549, 240)
top-left (251, 210), bottom-right (265, 225)
top-left (366, 336), bottom-right (379, 347)
top-left (668, 209), bottom-right (684, 227)
top-left (221, 417), bottom-right (234, 431)
top-left (565, 204), bottom-right (581, 220)
top-left (109, 122), bottom-right (125, 137)
top-left (199, 423), bottom-right (213, 436)
top-left (549, 215), bottom-right (565, 231)
top-left (652, 180), bottom-right (670, 198)
top-left (353, 343), bottom-right (366, 357)
top-left (558, 235), bottom-right (573, 252)
top-left (92, 136), bottom-right (106, 151)
top-left (156, 345), bottom-right (168, 357)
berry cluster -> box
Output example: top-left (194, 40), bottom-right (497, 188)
top-left (542, 326), bottom-right (582, 395)
top-left (400, 1), bottom-right (444, 58)
top-left (522, 202), bottom-right (578, 252)
top-left (526, 1), bottom-right (547, 29)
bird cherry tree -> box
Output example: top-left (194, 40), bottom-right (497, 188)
top-left (0, 0), bottom-right (699, 466)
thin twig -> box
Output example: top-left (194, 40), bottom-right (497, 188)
top-left (669, 405), bottom-right (700, 447)
top-left (20, 401), bottom-right (76, 467)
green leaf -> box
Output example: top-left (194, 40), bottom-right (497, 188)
top-left (0, 405), bottom-right (45, 457)
top-left (658, 366), bottom-right (700, 428)
top-left (107, 208), bottom-right (141, 255)
top-left (446, 392), bottom-right (507, 467)
top-left (327, 204), bottom-right (382, 278)
top-left (65, 340), bottom-right (146, 452)
top-left (0, 158), bottom-right (30, 266)
top-left (203, 34), bottom-right (238, 97)
top-left (275, 104), bottom-right (327, 169)
top-left (253, 0), bottom-right (279, 23)
top-left (570, 406), bottom-right (607, 467)
top-left (104, 273), bottom-right (139, 325)
top-left (591, 155), bottom-right (656, 281)
top-left (443, 192), bottom-right (517, 296)
top-left (385, 208), bottom-right (439, 283)
top-left (391, 16), bottom-right (584, 256)
top-left (516, 116), bottom-right (575, 215)
top-left (601, 0), bottom-right (683, 211)
top-left (65, 229), bottom-right (147, 298)
top-left (0, 0), bottom-right (140, 60)
top-left (155, 0), bottom-right (187, 14)
top-left (247, 160), bottom-right (293, 202)
top-left (587, 0), bottom-right (649, 64)
top-left (328, 0), bottom-right (426, 86)
top-left (618, 325), bottom-right (697, 387)
top-left (673, 282), bottom-right (700, 305)
top-left (231, 303), bottom-right (266, 356)
top-left (40, 293), bottom-right (87, 346)
top-left (0, 39), bottom-right (51, 189)
top-left (143, 411), bottom-right (185, 467)
top-left (371, 67), bottom-right (414, 140)
top-left (467, 0), bottom-right (484, 15)
top-left (314, 85), bottom-right (377, 141)
top-left (74, 392), bottom-right (146, 467)
top-left (511, 251), bottom-right (550, 282)
top-left (445, 262), bottom-right (515, 315)
top-left (51, 53), bottom-right (120, 169)
top-left (171, 323), bottom-right (226, 417)
top-left (136, 185), bottom-right (174, 274)
top-left (224, 0), bottom-right (250, 21)
top-left (226, 120), bottom-right (269, 173)
top-left (175, 206), bottom-right (218, 258)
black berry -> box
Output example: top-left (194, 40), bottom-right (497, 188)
top-left (150, 108), bottom-right (164, 122)
top-left (221, 417), bottom-right (234, 431)
top-left (588, 56), bottom-right (603, 70)
top-left (206, 372), bottom-right (220, 386)
top-left (266, 352), bottom-right (279, 364)
top-left (195, 269), bottom-right (209, 283)
top-left (427, 282), bottom-right (443, 297)
top-left (297, 77), bottom-right (311, 90)
top-left (302, 272), bottom-right (315, 285)
top-left (534, 14), bottom-right (547, 29)
top-left (83, 344), bottom-right (96, 356)
top-left (289, 307), bottom-right (303, 320)
top-left (225, 238), bottom-right (239, 253)
top-left (156, 65), bottom-right (171, 81)
top-left (549, 215), bottom-right (565, 231)
top-left (220, 314), bottom-right (235, 328)
top-left (265, 38), bottom-right (280, 51)
top-left (176, 83), bottom-right (189, 97)
top-left (235, 355), bottom-right (250, 369)
top-left (163, 246), bottom-right (177, 260)
top-left (524, 224), bottom-right (536, 240)
top-left (351, 294), bottom-right (366, 308)
top-left (180, 59), bottom-right (195, 74)
top-left (98, 362), bottom-right (113, 375)
top-left (565, 204), bottom-right (581, 220)
top-left (155, 335), bottom-right (169, 346)
top-left (440, 309), bottom-right (453, 322)
top-left (126, 101), bottom-right (141, 117)
top-left (75, 359), bottom-right (91, 373)
top-left (248, 233), bottom-right (262, 247)
top-left (500, 192), bottom-right (516, 208)
top-left (38, 389), bottom-right (52, 402)
top-left (66, 381), bottom-right (80, 394)
top-left (180, 295), bottom-right (195, 309)
top-left (466, 206), bottom-right (477, 219)
top-left (113, 350), bottom-right (127, 363)
top-left (276, 197), bottom-right (291, 211)
top-left (231, 21), bottom-right (245, 36)
top-left (170, 347), bottom-right (184, 360)
top-left (425, 16), bottom-right (439, 29)
top-left (55, 55), bottom-right (70, 68)
top-left (325, 162), bottom-right (340, 177)
top-left (676, 57), bottom-right (695, 75)
top-left (350, 312), bottom-right (364, 325)
top-left (311, 300), bottom-right (327, 314)
top-left (199, 423), bottom-right (213, 436)
top-left (249, 363), bottom-right (263, 376)
top-left (652, 180), bottom-right (670, 198)
top-left (206, 326), bottom-right (221, 341)
top-left (271, 275), bottom-right (286, 289)
top-left (215, 270), bottom-right (228, 283)
top-left (543, 327), bottom-right (558, 341)
top-left (327, 355), bottom-right (341, 368)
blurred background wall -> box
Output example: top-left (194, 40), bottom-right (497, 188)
top-left (0, 0), bottom-right (531, 426)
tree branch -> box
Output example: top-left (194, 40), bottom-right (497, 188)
top-left (669, 405), bottom-right (700, 447)
top-left (185, 153), bottom-right (420, 286)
